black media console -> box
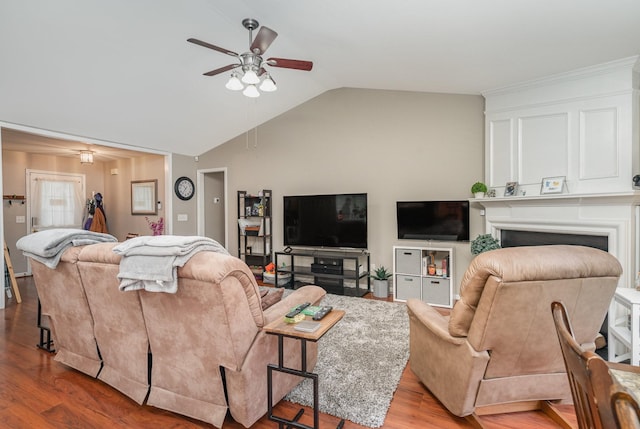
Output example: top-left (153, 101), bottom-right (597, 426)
top-left (275, 249), bottom-right (370, 296)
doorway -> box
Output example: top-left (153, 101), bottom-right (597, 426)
top-left (197, 168), bottom-right (227, 248)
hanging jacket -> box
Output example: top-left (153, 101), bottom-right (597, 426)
top-left (89, 207), bottom-right (108, 234)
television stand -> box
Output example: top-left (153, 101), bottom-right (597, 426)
top-left (275, 249), bottom-right (370, 296)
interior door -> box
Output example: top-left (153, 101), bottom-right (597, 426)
top-left (199, 169), bottom-right (226, 247)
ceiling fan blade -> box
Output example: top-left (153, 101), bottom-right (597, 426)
top-left (187, 38), bottom-right (238, 57)
top-left (250, 26), bottom-right (278, 54)
top-left (203, 64), bottom-right (240, 77)
top-left (267, 58), bottom-right (313, 71)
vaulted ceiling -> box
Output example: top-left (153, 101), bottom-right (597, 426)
top-left (1, 0), bottom-right (639, 156)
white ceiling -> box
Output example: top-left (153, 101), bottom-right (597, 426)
top-left (1, 128), bottom-right (155, 161)
top-left (1, 0), bottom-right (639, 157)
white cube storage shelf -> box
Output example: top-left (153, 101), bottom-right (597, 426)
top-left (393, 246), bottom-right (454, 308)
top-left (609, 287), bottom-right (640, 366)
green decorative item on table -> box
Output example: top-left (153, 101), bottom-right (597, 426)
top-left (470, 234), bottom-right (501, 255)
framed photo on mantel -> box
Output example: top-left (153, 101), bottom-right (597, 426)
top-left (541, 176), bottom-right (566, 194)
top-left (504, 182), bottom-right (518, 197)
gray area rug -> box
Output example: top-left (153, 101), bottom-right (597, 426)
top-left (282, 292), bottom-right (410, 428)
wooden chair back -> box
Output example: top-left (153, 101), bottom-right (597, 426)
top-left (612, 387), bottom-right (640, 429)
top-left (551, 301), bottom-right (616, 429)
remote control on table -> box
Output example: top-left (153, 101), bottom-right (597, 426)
top-left (312, 306), bottom-right (333, 321)
top-left (286, 302), bottom-right (311, 319)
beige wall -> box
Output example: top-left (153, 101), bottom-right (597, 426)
top-left (171, 153), bottom-right (198, 236)
top-left (103, 155), bottom-right (166, 240)
top-left (2, 150), bottom-right (165, 273)
top-left (198, 88), bottom-right (485, 291)
top-left (2, 150), bottom-right (106, 273)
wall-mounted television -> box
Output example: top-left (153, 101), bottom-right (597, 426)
top-left (396, 200), bottom-right (470, 241)
top-left (284, 193), bottom-right (368, 249)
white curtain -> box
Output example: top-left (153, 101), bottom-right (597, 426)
top-left (31, 175), bottom-right (84, 230)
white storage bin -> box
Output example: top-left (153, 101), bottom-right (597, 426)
top-left (263, 272), bottom-right (291, 286)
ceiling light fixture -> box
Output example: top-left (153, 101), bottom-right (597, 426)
top-left (225, 65), bottom-right (277, 97)
top-left (225, 72), bottom-right (243, 91)
top-left (241, 68), bottom-right (260, 85)
top-left (242, 84), bottom-right (260, 98)
top-left (259, 73), bottom-right (277, 92)
top-left (189, 18), bottom-right (312, 99)
top-left (79, 150), bottom-right (94, 165)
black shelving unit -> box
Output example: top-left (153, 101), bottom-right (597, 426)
top-left (237, 190), bottom-right (272, 271)
top-left (275, 249), bottom-right (370, 296)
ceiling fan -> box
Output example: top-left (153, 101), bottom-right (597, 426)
top-left (188, 18), bottom-right (313, 97)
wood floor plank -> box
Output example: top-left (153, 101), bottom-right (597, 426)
top-left (0, 276), bottom-right (574, 428)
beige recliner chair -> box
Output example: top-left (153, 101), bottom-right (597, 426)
top-left (407, 245), bottom-right (622, 424)
top-left (136, 250), bottom-right (326, 428)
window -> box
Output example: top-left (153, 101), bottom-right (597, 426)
top-left (27, 170), bottom-right (85, 231)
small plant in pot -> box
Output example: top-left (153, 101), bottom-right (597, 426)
top-left (470, 234), bottom-right (501, 255)
top-left (370, 266), bottom-right (392, 298)
top-left (471, 182), bottom-right (488, 198)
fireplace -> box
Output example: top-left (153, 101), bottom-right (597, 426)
top-left (477, 193), bottom-right (640, 290)
top-left (500, 230), bottom-right (608, 252)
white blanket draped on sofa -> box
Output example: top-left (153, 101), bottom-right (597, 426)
top-left (112, 235), bottom-right (229, 293)
top-left (16, 228), bottom-right (117, 269)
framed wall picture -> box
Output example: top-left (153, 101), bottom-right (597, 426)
top-left (541, 176), bottom-right (566, 194)
top-left (131, 179), bottom-right (158, 215)
top-left (504, 182), bottom-right (518, 197)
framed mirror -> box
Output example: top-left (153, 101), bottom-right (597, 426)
top-left (131, 179), bottom-right (157, 215)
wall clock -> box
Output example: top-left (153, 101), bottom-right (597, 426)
top-left (174, 176), bottom-right (195, 201)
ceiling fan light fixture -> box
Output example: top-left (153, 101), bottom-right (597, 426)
top-left (189, 18), bottom-right (312, 98)
top-left (225, 73), bottom-right (244, 91)
top-left (241, 68), bottom-right (260, 84)
top-left (243, 84), bottom-right (260, 98)
top-left (259, 74), bottom-right (277, 92)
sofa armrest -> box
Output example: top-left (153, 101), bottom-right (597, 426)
top-left (263, 286), bottom-right (326, 325)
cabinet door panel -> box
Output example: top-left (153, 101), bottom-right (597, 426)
top-left (396, 275), bottom-right (421, 301)
top-left (422, 278), bottom-right (451, 307)
top-left (395, 249), bottom-right (421, 275)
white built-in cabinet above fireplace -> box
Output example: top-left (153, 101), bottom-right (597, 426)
top-left (482, 55), bottom-right (639, 198)
top-left (479, 56), bottom-right (640, 289)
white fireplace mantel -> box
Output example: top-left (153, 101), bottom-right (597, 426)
top-left (475, 191), bottom-right (640, 289)
top-left (474, 191), bottom-right (640, 208)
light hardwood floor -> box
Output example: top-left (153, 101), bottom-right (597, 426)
top-left (0, 277), bottom-right (575, 428)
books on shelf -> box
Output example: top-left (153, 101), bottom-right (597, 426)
top-left (422, 253), bottom-right (450, 277)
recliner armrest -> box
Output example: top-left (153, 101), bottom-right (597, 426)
top-left (407, 299), bottom-right (466, 345)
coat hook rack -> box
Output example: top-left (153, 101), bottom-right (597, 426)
top-left (3, 195), bottom-right (26, 206)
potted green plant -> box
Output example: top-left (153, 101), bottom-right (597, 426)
top-left (370, 266), bottom-right (392, 298)
top-left (470, 234), bottom-right (501, 255)
top-left (471, 182), bottom-right (488, 198)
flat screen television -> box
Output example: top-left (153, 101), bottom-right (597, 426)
top-left (396, 200), bottom-right (470, 241)
top-left (283, 193), bottom-right (368, 249)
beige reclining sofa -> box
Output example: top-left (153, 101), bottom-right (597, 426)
top-left (23, 234), bottom-right (325, 428)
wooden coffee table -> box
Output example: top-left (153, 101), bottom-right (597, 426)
top-left (264, 309), bottom-right (345, 429)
